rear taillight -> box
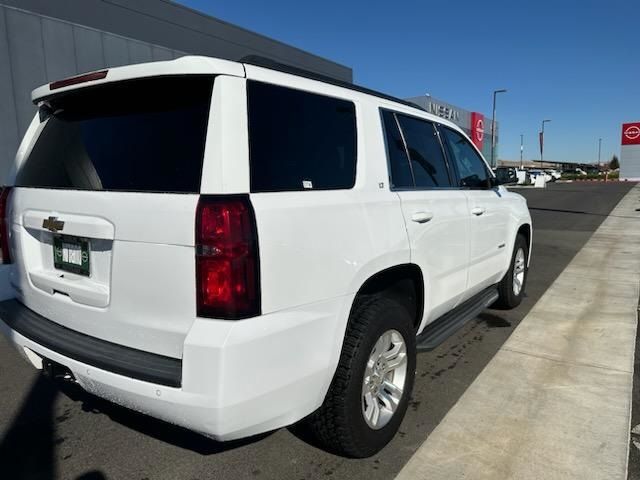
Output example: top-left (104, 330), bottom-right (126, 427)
top-left (0, 187), bottom-right (12, 264)
top-left (196, 195), bottom-right (260, 319)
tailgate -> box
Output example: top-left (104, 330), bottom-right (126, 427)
top-left (9, 189), bottom-right (198, 359)
top-left (7, 75), bottom-right (214, 359)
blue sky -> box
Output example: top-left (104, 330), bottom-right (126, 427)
top-left (179, 0), bottom-right (638, 164)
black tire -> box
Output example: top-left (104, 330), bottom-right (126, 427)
top-left (303, 295), bottom-right (416, 458)
top-left (495, 234), bottom-right (529, 309)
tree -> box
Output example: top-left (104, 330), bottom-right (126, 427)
top-left (609, 155), bottom-right (619, 170)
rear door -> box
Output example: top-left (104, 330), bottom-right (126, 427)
top-left (8, 75), bottom-right (215, 359)
top-left (381, 110), bottom-right (469, 326)
top-left (243, 77), bottom-right (411, 317)
top-left (439, 126), bottom-right (510, 297)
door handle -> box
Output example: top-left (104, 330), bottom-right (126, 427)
top-left (411, 211), bottom-right (434, 223)
top-left (471, 207), bottom-right (486, 216)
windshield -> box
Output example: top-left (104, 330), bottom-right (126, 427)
top-left (16, 76), bottom-right (214, 193)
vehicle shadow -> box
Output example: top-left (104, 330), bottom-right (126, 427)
top-left (55, 380), bottom-right (273, 455)
top-left (0, 376), bottom-right (110, 479)
top-left (478, 312), bottom-right (512, 328)
top-left (528, 206), bottom-right (640, 219)
top-left (287, 422), bottom-right (340, 456)
top-left (0, 375), bottom-right (57, 479)
top-left (0, 374), bottom-right (272, 479)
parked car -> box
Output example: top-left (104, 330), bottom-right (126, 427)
top-left (562, 167), bottom-right (587, 176)
top-left (0, 55), bottom-right (532, 458)
top-left (516, 169), bottom-right (531, 185)
top-left (493, 167), bottom-right (530, 185)
top-left (493, 167), bottom-right (519, 185)
top-left (528, 169), bottom-right (552, 183)
top-left (544, 169), bottom-right (561, 181)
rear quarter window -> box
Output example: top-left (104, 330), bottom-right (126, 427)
top-left (16, 76), bottom-right (214, 193)
top-left (247, 81), bottom-right (357, 192)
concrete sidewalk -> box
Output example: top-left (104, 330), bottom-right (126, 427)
top-left (396, 184), bottom-right (640, 480)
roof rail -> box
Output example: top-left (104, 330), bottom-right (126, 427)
top-left (239, 55), bottom-right (427, 112)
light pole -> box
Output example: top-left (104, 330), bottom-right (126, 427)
top-left (520, 134), bottom-right (524, 169)
top-left (540, 119), bottom-right (551, 166)
top-left (598, 138), bottom-right (602, 166)
top-left (490, 89), bottom-right (507, 168)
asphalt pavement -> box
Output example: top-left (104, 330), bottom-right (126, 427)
top-left (0, 182), bottom-right (635, 480)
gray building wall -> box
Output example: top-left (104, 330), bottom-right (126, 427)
top-left (0, 0), bottom-right (352, 181)
top-left (620, 145), bottom-right (640, 180)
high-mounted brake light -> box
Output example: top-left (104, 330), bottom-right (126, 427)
top-left (0, 188), bottom-right (13, 264)
top-left (196, 195), bottom-right (260, 319)
top-left (50, 70), bottom-right (108, 90)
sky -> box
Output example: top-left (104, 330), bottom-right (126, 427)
top-left (179, 0), bottom-right (639, 164)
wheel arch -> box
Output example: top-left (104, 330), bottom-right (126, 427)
top-left (353, 263), bottom-right (425, 331)
top-left (517, 222), bottom-right (532, 265)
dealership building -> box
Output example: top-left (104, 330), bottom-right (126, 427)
top-left (0, 0), bottom-right (497, 180)
top-left (0, 0), bottom-right (351, 181)
top-left (621, 122), bottom-right (640, 181)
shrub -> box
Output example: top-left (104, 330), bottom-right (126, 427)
top-left (560, 172), bottom-right (618, 181)
top-left (609, 155), bottom-right (619, 170)
top-left (561, 174), bottom-right (579, 180)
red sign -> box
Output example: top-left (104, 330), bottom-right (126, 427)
top-left (622, 122), bottom-right (640, 145)
top-left (470, 112), bottom-right (484, 150)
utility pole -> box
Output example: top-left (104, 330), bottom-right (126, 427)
top-left (490, 89), bottom-right (507, 168)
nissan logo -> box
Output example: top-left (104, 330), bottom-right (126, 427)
top-left (475, 119), bottom-right (484, 142)
top-left (624, 125), bottom-right (640, 140)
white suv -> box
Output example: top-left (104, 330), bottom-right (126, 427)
top-left (0, 56), bottom-right (532, 458)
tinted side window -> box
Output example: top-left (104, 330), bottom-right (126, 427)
top-left (441, 127), bottom-right (490, 189)
top-left (396, 115), bottom-right (451, 188)
top-left (247, 81), bottom-right (357, 192)
top-left (381, 110), bottom-right (413, 189)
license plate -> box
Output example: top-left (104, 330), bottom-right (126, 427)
top-left (53, 235), bottom-right (90, 276)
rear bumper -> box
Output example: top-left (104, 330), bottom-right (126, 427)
top-left (0, 295), bottom-right (352, 441)
top-left (0, 300), bottom-right (181, 387)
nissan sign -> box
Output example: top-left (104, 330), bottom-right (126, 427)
top-left (470, 112), bottom-right (484, 150)
top-left (622, 122), bottom-right (640, 145)
top-left (428, 101), bottom-right (461, 122)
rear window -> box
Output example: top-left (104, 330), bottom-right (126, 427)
top-left (247, 81), bottom-right (357, 192)
top-left (16, 76), bottom-right (214, 193)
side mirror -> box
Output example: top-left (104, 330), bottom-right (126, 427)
top-left (491, 172), bottom-right (518, 187)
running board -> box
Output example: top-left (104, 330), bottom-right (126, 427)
top-left (416, 286), bottom-right (499, 352)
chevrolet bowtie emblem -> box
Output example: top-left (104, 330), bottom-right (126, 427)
top-left (42, 216), bottom-right (64, 233)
